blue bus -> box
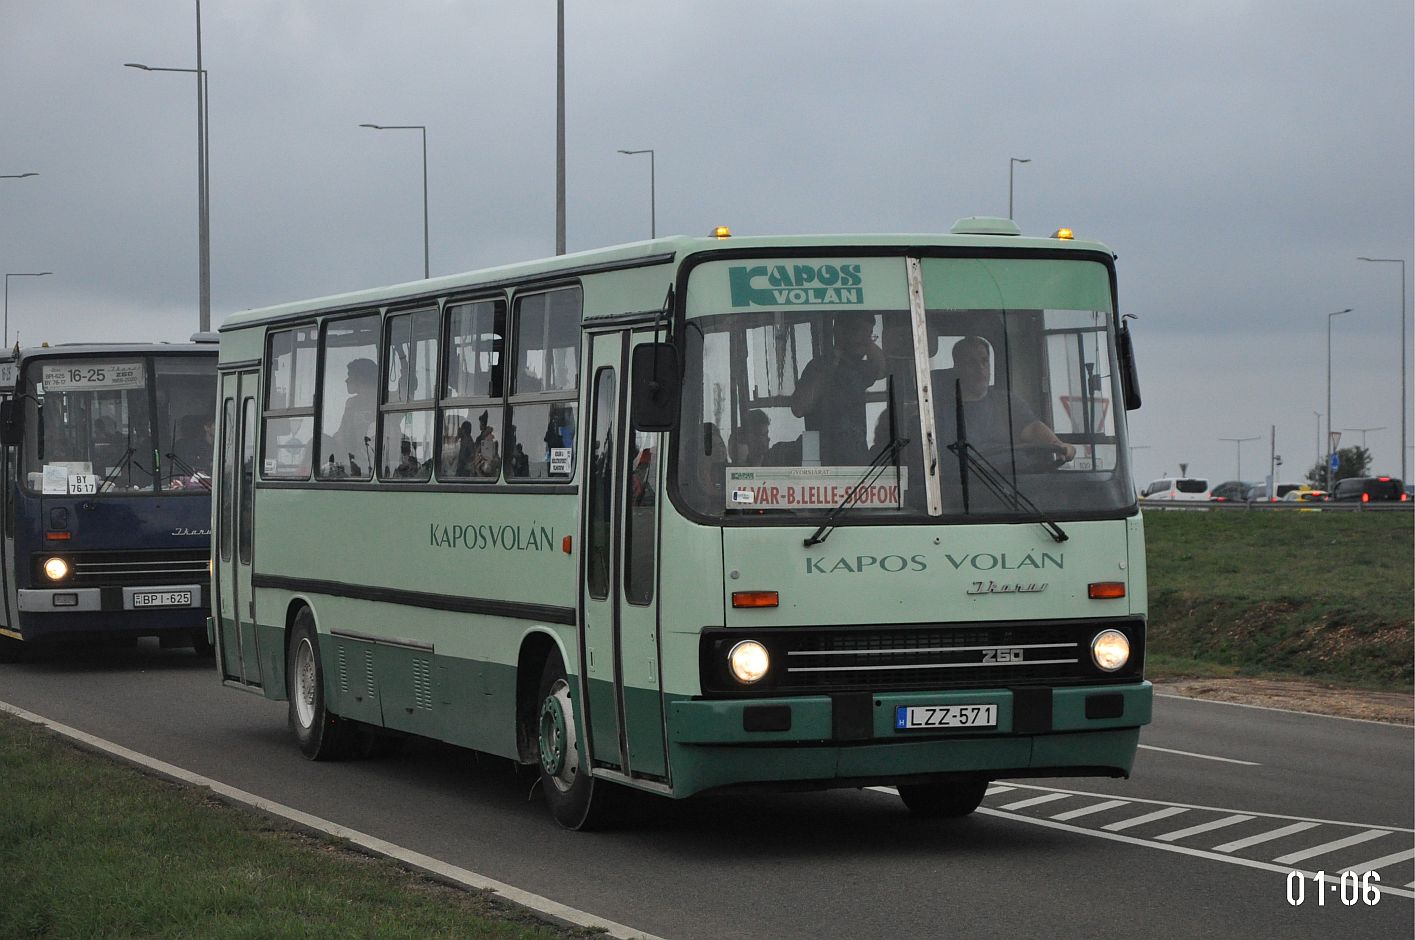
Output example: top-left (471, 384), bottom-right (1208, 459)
top-left (0, 340), bottom-right (218, 660)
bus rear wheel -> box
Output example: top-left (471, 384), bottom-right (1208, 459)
top-left (536, 649), bottom-right (618, 830)
top-left (287, 608), bottom-right (354, 760)
top-left (897, 778), bottom-right (989, 818)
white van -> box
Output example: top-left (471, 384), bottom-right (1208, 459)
top-left (1141, 477), bottom-right (1210, 501)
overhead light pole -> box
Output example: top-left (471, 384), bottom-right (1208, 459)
top-left (360, 124), bottom-right (430, 279)
top-left (4, 272), bottom-right (53, 347)
top-left (1358, 256), bottom-right (1407, 482)
top-left (0, 172), bottom-right (38, 180)
top-left (1008, 157), bottom-right (1030, 220)
top-left (1326, 307), bottom-right (1354, 490)
top-left (1313, 411), bottom-right (1321, 469)
top-left (556, 0), bottom-right (565, 255)
top-left (1219, 436), bottom-right (1260, 481)
top-left (1341, 426), bottom-right (1385, 450)
top-left (617, 148), bottom-right (656, 239)
top-left (125, 62), bottom-right (210, 332)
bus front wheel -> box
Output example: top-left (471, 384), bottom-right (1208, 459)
top-left (897, 778), bottom-right (989, 818)
top-left (287, 608), bottom-right (354, 761)
top-left (536, 650), bottom-right (617, 830)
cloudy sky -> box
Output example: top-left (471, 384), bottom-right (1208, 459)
top-left (3, 1), bottom-right (1411, 486)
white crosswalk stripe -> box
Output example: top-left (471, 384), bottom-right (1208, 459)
top-left (999, 792), bottom-right (1071, 811)
top-left (1051, 799), bottom-right (1130, 821)
top-left (1212, 821), bottom-right (1317, 853)
top-left (1155, 814), bottom-right (1254, 843)
top-left (1273, 829), bottom-right (1391, 865)
top-left (1102, 806), bottom-right (1189, 832)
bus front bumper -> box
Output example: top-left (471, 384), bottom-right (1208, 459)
top-left (663, 681), bottom-right (1151, 797)
top-left (18, 584), bottom-right (205, 613)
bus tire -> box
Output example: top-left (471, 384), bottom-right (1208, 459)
top-left (287, 608), bottom-right (354, 761)
top-left (897, 778), bottom-right (989, 818)
top-left (536, 649), bottom-right (618, 830)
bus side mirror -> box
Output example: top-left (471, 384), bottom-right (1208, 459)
top-left (1117, 318), bottom-right (1142, 410)
top-left (0, 399), bottom-right (21, 446)
top-left (631, 343), bottom-right (681, 432)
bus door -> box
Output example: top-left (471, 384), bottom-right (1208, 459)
top-left (217, 370), bottom-right (262, 689)
top-left (579, 330), bottom-right (668, 780)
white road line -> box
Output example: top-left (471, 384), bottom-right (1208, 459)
top-left (1155, 814), bottom-right (1254, 843)
top-left (1137, 744), bottom-right (1259, 766)
top-left (1212, 822), bottom-right (1318, 853)
top-left (1155, 692), bottom-right (1410, 727)
top-left (1274, 829), bottom-right (1392, 865)
top-left (1342, 847), bottom-right (1415, 874)
top-left (998, 792), bottom-right (1071, 811)
top-left (985, 785), bottom-right (1017, 797)
top-left (1052, 799), bottom-right (1130, 821)
top-left (0, 700), bottom-right (664, 940)
top-left (1102, 806), bottom-right (1189, 832)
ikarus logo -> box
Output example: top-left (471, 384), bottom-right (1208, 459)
top-left (728, 263), bottom-right (864, 307)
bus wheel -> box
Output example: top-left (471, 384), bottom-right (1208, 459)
top-left (897, 778), bottom-right (989, 818)
top-left (287, 609), bottom-right (353, 761)
top-left (536, 650), bottom-right (616, 830)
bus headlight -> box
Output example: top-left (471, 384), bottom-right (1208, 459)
top-left (727, 640), bottom-right (770, 684)
top-left (1090, 629), bottom-right (1130, 672)
top-left (43, 557), bottom-right (70, 582)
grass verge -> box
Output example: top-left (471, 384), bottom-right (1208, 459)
top-left (1144, 510), bottom-right (1413, 689)
top-left (0, 714), bottom-right (596, 939)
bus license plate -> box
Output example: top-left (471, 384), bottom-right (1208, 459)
top-left (895, 704), bottom-right (997, 730)
top-left (132, 591), bottom-right (192, 608)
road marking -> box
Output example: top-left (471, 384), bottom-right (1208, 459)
top-left (998, 792), bottom-right (1071, 811)
top-left (1102, 806), bottom-right (1189, 831)
top-left (985, 785), bottom-right (1017, 797)
top-left (1345, 848), bottom-right (1415, 874)
top-left (1212, 822), bottom-right (1318, 853)
top-left (1052, 799), bottom-right (1129, 821)
top-left (0, 700), bottom-right (664, 940)
top-left (1155, 692), bottom-right (1410, 727)
top-left (1155, 814), bottom-right (1253, 842)
top-left (1138, 744), bottom-right (1259, 766)
top-left (1273, 829), bottom-right (1391, 865)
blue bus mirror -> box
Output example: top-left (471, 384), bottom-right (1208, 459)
top-left (631, 343), bottom-right (681, 432)
top-left (0, 399), bottom-right (21, 446)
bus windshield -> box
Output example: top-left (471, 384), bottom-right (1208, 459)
top-left (675, 255), bottom-right (1134, 521)
top-left (24, 355), bottom-right (217, 494)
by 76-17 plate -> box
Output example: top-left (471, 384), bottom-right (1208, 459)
top-left (895, 704), bottom-right (998, 730)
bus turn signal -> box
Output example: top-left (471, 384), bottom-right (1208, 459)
top-left (1088, 582), bottom-right (1126, 599)
top-left (732, 591), bottom-right (779, 608)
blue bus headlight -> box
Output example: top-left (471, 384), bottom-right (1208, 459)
top-left (1090, 629), bottom-right (1130, 672)
top-left (728, 640), bottom-right (770, 684)
top-left (43, 557), bottom-right (71, 582)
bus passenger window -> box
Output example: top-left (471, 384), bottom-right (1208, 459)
top-left (316, 314), bottom-right (380, 481)
top-left (439, 298), bottom-right (506, 482)
top-left (380, 308), bottom-right (437, 483)
top-left (262, 325), bottom-right (317, 479)
top-left (507, 287), bottom-right (581, 481)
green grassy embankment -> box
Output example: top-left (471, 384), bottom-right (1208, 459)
top-left (0, 715), bottom-right (590, 939)
top-left (1143, 509), bottom-right (1413, 689)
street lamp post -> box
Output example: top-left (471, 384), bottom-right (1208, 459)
top-left (0, 173), bottom-right (38, 180)
top-left (1341, 426), bottom-right (1385, 450)
top-left (360, 124), bottom-right (430, 280)
top-left (556, 0), bottom-right (565, 255)
top-left (1313, 411), bottom-right (1321, 469)
top-left (1008, 157), bottom-right (1030, 220)
top-left (1219, 436), bottom-right (1259, 481)
top-left (617, 149), bottom-right (656, 239)
top-left (4, 272), bottom-right (53, 347)
top-left (1358, 257), bottom-right (1407, 482)
top-left (1326, 307), bottom-right (1354, 490)
top-left (125, 62), bottom-right (210, 333)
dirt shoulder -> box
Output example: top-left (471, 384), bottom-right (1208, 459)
top-left (1152, 676), bottom-right (1413, 725)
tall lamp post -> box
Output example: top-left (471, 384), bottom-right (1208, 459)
top-left (1008, 157), bottom-right (1030, 220)
top-left (555, 0), bottom-right (565, 255)
top-left (1219, 436), bottom-right (1259, 481)
top-left (1313, 411), bottom-right (1321, 469)
top-left (360, 124), bottom-right (430, 279)
top-left (1341, 426), bottom-right (1385, 450)
top-left (125, 62), bottom-right (209, 332)
top-left (617, 148), bottom-right (656, 239)
top-left (1326, 307), bottom-right (1354, 490)
top-left (1358, 257), bottom-right (1407, 482)
top-left (4, 272), bottom-right (53, 347)
top-left (0, 172), bottom-right (38, 180)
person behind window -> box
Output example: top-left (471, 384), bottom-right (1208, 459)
top-left (790, 315), bottom-right (885, 465)
top-left (729, 409), bottom-right (772, 466)
top-left (940, 335), bottom-right (1075, 462)
top-left (330, 357), bottom-right (378, 476)
top-left (172, 413), bottom-right (213, 476)
top-left (472, 410), bottom-right (501, 478)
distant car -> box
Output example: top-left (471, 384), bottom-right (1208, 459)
top-left (1141, 477), bottom-right (1210, 501)
top-left (1281, 488), bottom-right (1327, 502)
top-left (1329, 476), bottom-right (1409, 503)
top-left (1209, 480), bottom-right (1253, 502)
top-left (1243, 482), bottom-right (1273, 502)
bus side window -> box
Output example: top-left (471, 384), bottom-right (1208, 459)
top-left (380, 308), bottom-right (438, 482)
top-left (262, 326), bottom-right (317, 479)
top-left (439, 298), bottom-right (506, 482)
top-left (506, 287), bottom-right (582, 481)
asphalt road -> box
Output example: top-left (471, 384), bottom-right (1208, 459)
top-left (2, 642), bottom-right (1411, 939)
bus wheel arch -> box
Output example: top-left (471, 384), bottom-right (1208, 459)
top-left (515, 630), bottom-right (559, 763)
top-left (286, 602), bottom-right (354, 760)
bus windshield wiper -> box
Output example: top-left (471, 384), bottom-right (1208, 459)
top-left (804, 376), bottom-right (908, 547)
top-left (947, 378), bottom-right (1067, 543)
top-left (164, 451), bottom-right (212, 490)
top-left (99, 447), bottom-right (136, 492)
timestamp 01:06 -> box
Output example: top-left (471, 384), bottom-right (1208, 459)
top-left (1285, 870), bottom-right (1381, 906)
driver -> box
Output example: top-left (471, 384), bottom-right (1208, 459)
top-left (939, 335), bottom-right (1075, 463)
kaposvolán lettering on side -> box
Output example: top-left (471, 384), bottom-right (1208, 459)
top-left (429, 523), bottom-right (554, 552)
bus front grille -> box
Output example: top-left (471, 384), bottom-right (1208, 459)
top-left (699, 618), bottom-right (1144, 696)
top-left (42, 550), bottom-right (210, 587)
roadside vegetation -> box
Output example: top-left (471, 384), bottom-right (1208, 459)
top-left (0, 715), bottom-right (592, 939)
top-left (1143, 509), bottom-right (1413, 689)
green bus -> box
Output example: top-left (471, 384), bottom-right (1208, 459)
top-left (212, 217), bottom-right (1152, 828)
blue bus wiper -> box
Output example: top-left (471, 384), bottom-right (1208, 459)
top-left (99, 447), bottom-right (135, 492)
top-left (164, 451), bottom-right (212, 490)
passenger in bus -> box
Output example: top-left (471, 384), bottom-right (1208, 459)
top-left (392, 437), bottom-right (425, 479)
top-left (790, 314), bottom-right (886, 465)
top-left (330, 357), bottom-right (378, 476)
top-left (172, 413), bottom-right (213, 475)
top-left (728, 410), bottom-right (772, 466)
top-left (937, 336), bottom-right (1075, 462)
top-left (470, 411), bottom-right (501, 477)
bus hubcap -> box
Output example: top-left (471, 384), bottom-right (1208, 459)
top-left (294, 639), bottom-right (316, 728)
top-left (538, 679), bottom-right (578, 790)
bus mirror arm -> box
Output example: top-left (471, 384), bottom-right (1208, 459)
top-left (1118, 314), bottom-right (1142, 410)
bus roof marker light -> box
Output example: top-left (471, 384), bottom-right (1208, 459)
top-left (731, 590), bottom-right (778, 608)
top-left (711, 226), bottom-right (731, 239)
top-left (1052, 228), bottom-right (1075, 240)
